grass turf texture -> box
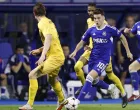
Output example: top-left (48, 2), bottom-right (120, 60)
top-left (0, 104), bottom-right (140, 110)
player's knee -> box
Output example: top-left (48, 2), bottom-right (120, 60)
top-left (129, 64), bottom-right (135, 72)
top-left (74, 63), bottom-right (80, 72)
top-left (28, 71), bottom-right (36, 79)
top-left (86, 74), bottom-right (94, 83)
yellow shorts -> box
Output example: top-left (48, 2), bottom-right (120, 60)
top-left (81, 50), bottom-right (91, 60)
top-left (37, 56), bottom-right (64, 77)
top-left (105, 57), bottom-right (113, 73)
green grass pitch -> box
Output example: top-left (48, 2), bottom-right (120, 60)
top-left (0, 104), bottom-right (140, 110)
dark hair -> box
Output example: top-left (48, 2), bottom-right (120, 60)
top-left (88, 3), bottom-right (96, 7)
top-left (33, 2), bottom-right (46, 16)
top-left (16, 45), bottom-right (24, 50)
top-left (94, 8), bottom-right (104, 15)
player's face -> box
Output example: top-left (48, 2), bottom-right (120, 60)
top-left (126, 16), bottom-right (135, 28)
top-left (16, 48), bottom-right (24, 55)
top-left (94, 14), bottom-right (104, 27)
top-left (62, 46), bottom-right (70, 57)
top-left (87, 6), bottom-right (96, 18)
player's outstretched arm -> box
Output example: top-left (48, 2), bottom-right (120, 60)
top-left (36, 34), bottom-right (52, 65)
top-left (119, 34), bottom-right (133, 61)
top-left (69, 40), bottom-right (85, 59)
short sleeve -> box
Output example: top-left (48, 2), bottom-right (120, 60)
top-left (111, 26), bottom-right (121, 38)
top-left (131, 23), bottom-right (137, 34)
top-left (82, 28), bottom-right (92, 42)
top-left (38, 21), bottom-right (52, 36)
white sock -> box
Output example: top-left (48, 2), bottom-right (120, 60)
top-left (108, 85), bottom-right (112, 91)
top-left (133, 91), bottom-right (139, 95)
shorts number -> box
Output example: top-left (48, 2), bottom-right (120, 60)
top-left (97, 62), bottom-right (106, 71)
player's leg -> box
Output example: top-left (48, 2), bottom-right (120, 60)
top-left (19, 65), bottom-right (41, 110)
top-left (75, 61), bottom-right (116, 105)
top-left (48, 74), bottom-right (67, 109)
top-left (106, 61), bottom-right (125, 96)
top-left (120, 71), bottom-right (127, 86)
top-left (74, 51), bottom-right (89, 85)
top-left (128, 59), bottom-right (140, 102)
top-left (106, 61), bottom-right (127, 108)
top-left (74, 51), bottom-right (89, 96)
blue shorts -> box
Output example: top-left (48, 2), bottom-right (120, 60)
top-left (88, 60), bottom-right (108, 76)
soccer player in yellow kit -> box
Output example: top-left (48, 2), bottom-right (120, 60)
top-left (74, 3), bottom-right (127, 108)
top-left (19, 3), bottom-right (67, 110)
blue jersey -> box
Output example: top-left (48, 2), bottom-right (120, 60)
top-left (82, 25), bottom-right (121, 63)
top-left (131, 21), bottom-right (140, 49)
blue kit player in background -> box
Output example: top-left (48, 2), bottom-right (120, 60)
top-left (124, 21), bottom-right (140, 102)
top-left (69, 8), bottom-right (133, 109)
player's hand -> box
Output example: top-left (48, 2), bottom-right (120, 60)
top-left (35, 55), bottom-right (45, 65)
top-left (127, 52), bottom-right (133, 61)
top-left (84, 45), bottom-right (91, 51)
top-left (124, 28), bottom-right (131, 34)
top-left (118, 56), bottom-right (124, 64)
top-left (69, 51), bottom-right (77, 59)
top-left (30, 49), bottom-right (41, 56)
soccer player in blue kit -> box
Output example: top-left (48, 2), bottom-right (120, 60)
top-left (124, 21), bottom-right (140, 102)
top-left (70, 8), bottom-right (133, 108)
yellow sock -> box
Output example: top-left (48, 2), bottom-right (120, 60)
top-left (74, 61), bottom-right (85, 85)
top-left (27, 79), bottom-right (38, 106)
top-left (107, 72), bottom-right (125, 95)
top-left (49, 79), bottom-right (65, 103)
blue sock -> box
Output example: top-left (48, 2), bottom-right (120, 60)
top-left (95, 80), bottom-right (109, 89)
top-left (130, 72), bottom-right (139, 90)
top-left (77, 80), bottom-right (92, 101)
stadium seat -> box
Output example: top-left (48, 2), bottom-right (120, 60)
top-left (0, 42), bottom-right (13, 59)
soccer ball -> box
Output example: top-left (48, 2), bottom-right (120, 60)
top-left (65, 97), bottom-right (78, 110)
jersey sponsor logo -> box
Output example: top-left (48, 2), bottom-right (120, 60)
top-left (137, 31), bottom-right (140, 35)
top-left (93, 38), bottom-right (108, 43)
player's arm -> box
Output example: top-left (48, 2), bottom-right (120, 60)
top-left (38, 46), bottom-right (44, 52)
top-left (70, 28), bottom-right (91, 58)
top-left (41, 35), bottom-right (52, 57)
top-left (117, 41), bottom-right (124, 64)
top-left (69, 40), bottom-right (86, 59)
top-left (36, 23), bottom-right (52, 65)
top-left (124, 22), bottom-right (137, 36)
top-left (119, 34), bottom-right (133, 60)
top-left (111, 26), bottom-right (133, 61)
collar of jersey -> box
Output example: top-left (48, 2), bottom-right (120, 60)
top-left (96, 24), bottom-right (107, 30)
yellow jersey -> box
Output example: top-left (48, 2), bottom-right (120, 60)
top-left (87, 18), bottom-right (108, 48)
top-left (38, 17), bottom-right (64, 59)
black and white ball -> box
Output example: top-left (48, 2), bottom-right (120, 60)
top-left (65, 97), bottom-right (78, 110)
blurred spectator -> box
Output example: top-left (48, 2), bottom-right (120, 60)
top-left (107, 18), bottom-right (116, 27)
top-left (7, 45), bottom-right (31, 97)
top-left (59, 44), bottom-right (76, 90)
top-left (0, 57), bottom-right (9, 99)
top-left (117, 15), bottom-right (139, 85)
top-left (17, 22), bottom-right (33, 55)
